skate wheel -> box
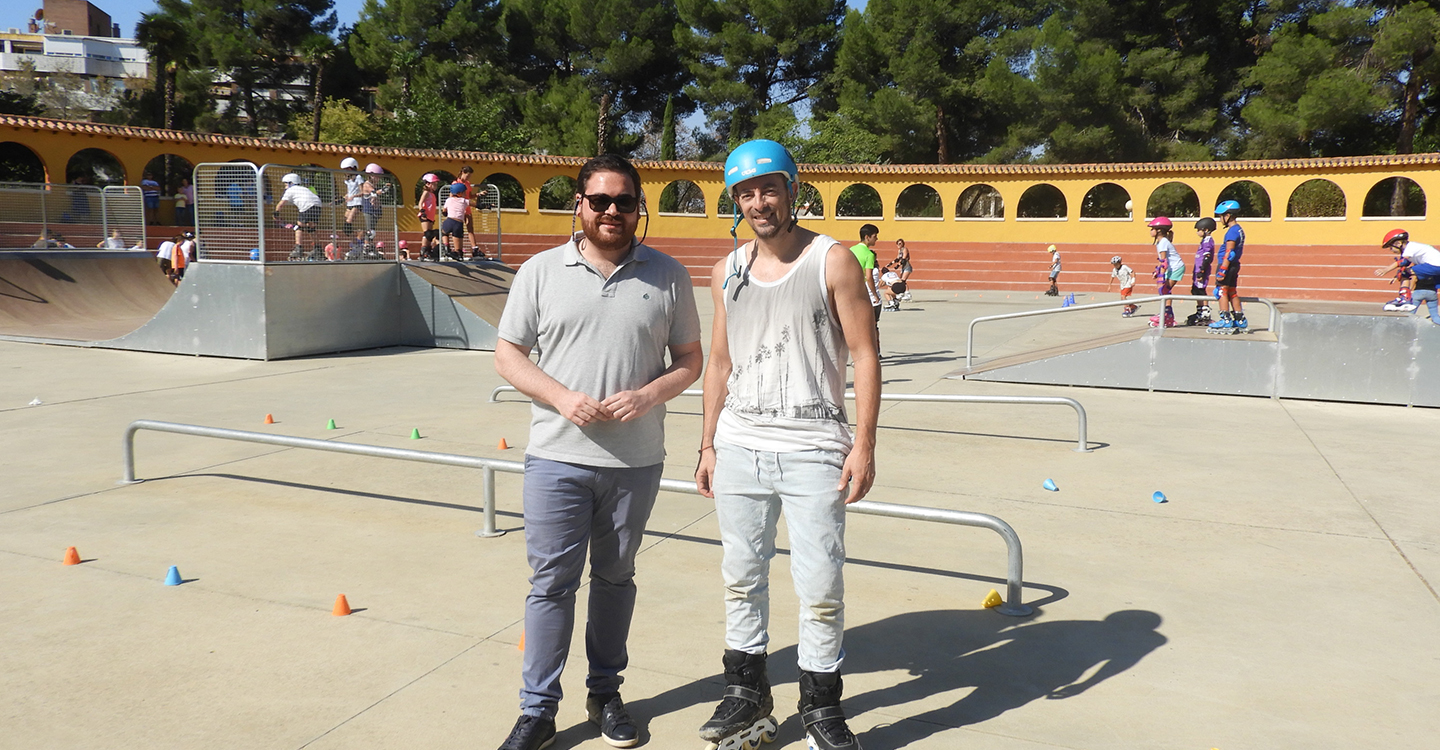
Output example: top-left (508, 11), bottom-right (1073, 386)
top-left (704, 743), bottom-right (719, 750)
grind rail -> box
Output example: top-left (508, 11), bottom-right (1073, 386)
top-left (490, 386), bottom-right (1092, 453)
top-left (120, 419), bottom-right (1034, 616)
top-left (965, 294), bottom-right (1281, 367)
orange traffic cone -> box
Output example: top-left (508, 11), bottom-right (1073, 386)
top-left (497, 438), bottom-right (510, 450)
top-left (518, 630), bottom-right (525, 651)
top-left (332, 594), bottom-right (352, 616)
top-left (264, 413), bottom-right (275, 424)
top-left (63, 546), bottom-right (81, 565)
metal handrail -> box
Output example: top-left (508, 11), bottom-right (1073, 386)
top-left (489, 386), bottom-right (1092, 453)
top-left (120, 419), bottom-right (1034, 616)
top-left (965, 294), bottom-right (1281, 367)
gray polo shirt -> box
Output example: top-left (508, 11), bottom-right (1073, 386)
top-left (497, 233), bottom-right (702, 467)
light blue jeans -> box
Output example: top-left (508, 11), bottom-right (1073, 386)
top-left (713, 441), bottom-right (847, 673)
top-left (1414, 288), bottom-right (1440, 324)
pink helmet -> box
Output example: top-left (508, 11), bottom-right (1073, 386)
top-left (397, 239), bottom-right (409, 249)
top-left (376, 240), bottom-right (386, 249)
top-left (422, 173), bottom-right (439, 183)
top-left (1147, 216), bottom-right (1173, 229)
top-left (364, 163), bottom-right (384, 175)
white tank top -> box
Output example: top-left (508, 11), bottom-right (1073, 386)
top-left (715, 234), bottom-right (853, 454)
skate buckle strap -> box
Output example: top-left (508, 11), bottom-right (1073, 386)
top-left (722, 685), bottom-right (766, 705)
top-left (801, 705), bottom-right (847, 727)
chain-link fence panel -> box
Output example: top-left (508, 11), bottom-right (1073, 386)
top-left (194, 162), bottom-right (262, 261)
top-left (431, 182), bottom-right (501, 261)
top-left (101, 186), bottom-right (146, 249)
top-left (260, 164), bottom-right (400, 262)
top-left (0, 181), bottom-right (126, 249)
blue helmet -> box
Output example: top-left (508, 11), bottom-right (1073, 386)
top-left (1214, 200), bottom-right (1241, 216)
top-left (724, 139), bottom-right (798, 194)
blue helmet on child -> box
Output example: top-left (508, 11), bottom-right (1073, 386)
top-left (1214, 200), bottom-right (1241, 216)
top-left (724, 140), bottom-right (798, 194)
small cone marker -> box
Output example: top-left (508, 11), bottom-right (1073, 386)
top-left (326, 419), bottom-right (337, 430)
top-left (1153, 491), bottom-right (1167, 504)
top-left (164, 565), bottom-right (182, 586)
top-left (518, 630), bottom-right (525, 651)
top-left (410, 428), bottom-right (421, 440)
top-left (264, 413), bottom-right (274, 424)
top-left (332, 594), bottom-right (352, 616)
top-left (63, 546), bottom-right (81, 565)
top-left (497, 437), bottom-right (509, 450)
top-left (982, 589), bottom-right (1004, 609)
top-left (1042, 478), bottom-right (1058, 492)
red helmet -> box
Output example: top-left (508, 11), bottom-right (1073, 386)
top-left (1383, 229), bottom-right (1409, 247)
top-left (1147, 216), bottom-right (1173, 229)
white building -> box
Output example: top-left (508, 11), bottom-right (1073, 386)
top-left (1, 1), bottom-right (149, 115)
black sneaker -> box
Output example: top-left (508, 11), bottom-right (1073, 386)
top-left (587, 692), bottom-right (639, 747)
top-left (498, 715), bottom-right (555, 750)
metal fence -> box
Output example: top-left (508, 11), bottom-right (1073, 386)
top-left (193, 163), bottom-right (402, 262)
top-left (435, 182), bottom-right (503, 261)
top-left (0, 181), bottom-right (146, 250)
top-left (121, 419), bottom-right (1035, 616)
top-left (490, 386), bottom-right (1093, 452)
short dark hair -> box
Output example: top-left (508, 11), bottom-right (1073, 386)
top-left (459, 165), bottom-right (473, 175)
top-left (578, 154), bottom-right (641, 198)
top-left (859, 224), bottom-right (879, 241)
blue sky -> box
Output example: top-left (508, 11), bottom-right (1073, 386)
top-left (4, 1), bottom-right (866, 40)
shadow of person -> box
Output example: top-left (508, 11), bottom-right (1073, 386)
top-left (633, 608), bottom-right (1164, 750)
top-left (832, 609), bottom-right (1167, 748)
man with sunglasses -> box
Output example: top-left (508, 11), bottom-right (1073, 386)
top-left (695, 140), bottom-right (879, 750)
top-left (494, 154), bottom-right (703, 750)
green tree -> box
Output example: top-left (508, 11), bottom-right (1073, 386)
top-left (188, 0), bottom-right (338, 135)
top-left (1372, 2), bottom-right (1440, 156)
top-left (350, 0), bottom-right (511, 107)
top-left (377, 90), bottom-right (529, 151)
top-left (677, 0), bottom-right (846, 151)
top-left (0, 89), bottom-right (42, 116)
top-left (1239, 3), bottom-right (1388, 158)
top-left (290, 97), bottom-right (381, 144)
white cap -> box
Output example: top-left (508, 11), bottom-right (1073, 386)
top-left (340, 157), bottom-right (359, 170)
top-left (1046, 244), bottom-right (1057, 253)
top-left (282, 173), bottom-right (301, 185)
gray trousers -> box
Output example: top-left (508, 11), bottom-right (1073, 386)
top-left (519, 455), bottom-right (662, 719)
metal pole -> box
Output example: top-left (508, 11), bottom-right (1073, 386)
top-left (477, 465), bottom-right (504, 538)
top-left (965, 294), bottom-right (1281, 367)
top-left (489, 386), bottom-right (1090, 452)
top-left (121, 420), bottom-right (1034, 616)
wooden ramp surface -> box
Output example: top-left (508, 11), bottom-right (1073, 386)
top-left (0, 251), bottom-right (175, 342)
top-left (402, 261), bottom-right (514, 327)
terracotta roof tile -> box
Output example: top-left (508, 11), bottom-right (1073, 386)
top-left (6, 114), bottom-right (1440, 176)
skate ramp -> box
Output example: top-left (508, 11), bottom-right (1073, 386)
top-left (0, 251), bottom-right (176, 342)
top-left (0, 252), bottom-right (512, 359)
top-left (953, 301), bottom-right (1440, 406)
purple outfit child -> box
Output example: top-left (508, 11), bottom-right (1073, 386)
top-left (1191, 236), bottom-right (1214, 295)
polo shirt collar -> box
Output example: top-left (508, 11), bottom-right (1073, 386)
top-left (563, 232), bottom-right (651, 268)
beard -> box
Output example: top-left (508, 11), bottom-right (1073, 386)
top-left (747, 209), bottom-right (788, 239)
top-left (581, 213), bottom-right (636, 252)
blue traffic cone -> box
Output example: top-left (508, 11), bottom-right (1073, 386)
top-left (164, 565), bottom-right (183, 586)
top-left (1060, 295), bottom-right (1072, 308)
top-left (1152, 491), bottom-right (1167, 503)
top-left (1042, 478), bottom-right (1059, 491)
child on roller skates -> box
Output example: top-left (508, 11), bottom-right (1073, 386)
top-left (1186, 218), bottom-right (1216, 326)
top-left (1045, 244), bottom-right (1061, 296)
top-left (1374, 229), bottom-right (1440, 312)
top-left (441, 182), bottom-right (469, 260)
top-left (1209, 201), bottom-right (1247, 333)
top-left (1148, 217), bottom-right (1180, 327)
top-left (1106, 255), bottom-right (1137, 316)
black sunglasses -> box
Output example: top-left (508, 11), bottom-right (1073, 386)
top-left (580, 192), bottom-right (639, 214)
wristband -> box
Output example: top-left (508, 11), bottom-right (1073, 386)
top-left (698, 445), bottom-right (714, 454)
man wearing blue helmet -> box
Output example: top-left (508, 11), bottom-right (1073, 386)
top-left (695, 139), bottom-right (879, 750)
top-left (1209, 200), bottom-right (1247, 333)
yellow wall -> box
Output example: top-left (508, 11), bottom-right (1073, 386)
top-left (5, 115), bottom-right (1439, 246)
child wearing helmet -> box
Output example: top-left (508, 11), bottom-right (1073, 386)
top-left (1187, 218), bottom-right (1216, 326)
top-left (1105, 255), bottom-right (1137, 316)
top-left (274, 173), bottom-right (322, 259)
top-left (358, 164), bottom-right (387, 254)
top-left (1045, 244), bottom-right (1061, 296)
top-left (1209, 200), bottom-right (1247, 333)
top-left (342, 159), bottom-right (364, 238)
top-left (1375, 229), bottom-right (1440, 319)
top-left (441, 182), bottom-right (469, 259)
top-left (1147, 216), bottom-right (1181, 327)
top-left (417, 173), bottom-right (440, 260)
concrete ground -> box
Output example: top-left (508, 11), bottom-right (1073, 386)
top-left (2, 289), bottom-right (1437, 750)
